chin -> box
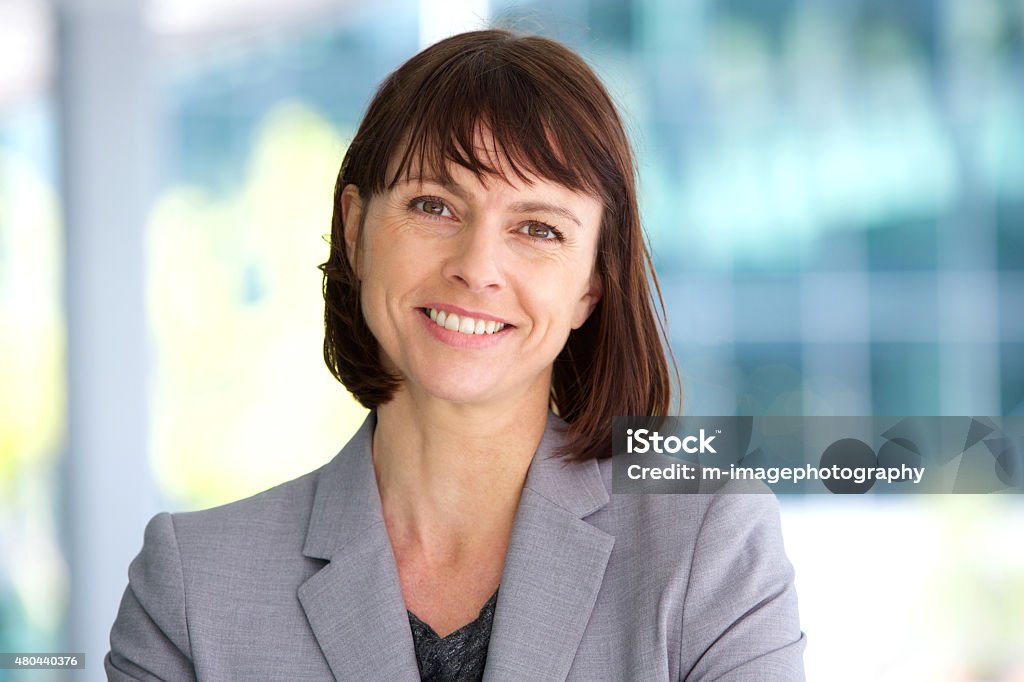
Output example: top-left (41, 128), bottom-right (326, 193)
top-left (415, 375), bottom-right (502, 406)
top-left (407, 360), bottom-right (531, 406)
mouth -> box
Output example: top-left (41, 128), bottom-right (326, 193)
top-left (420, 307), bottom-right (513, 336)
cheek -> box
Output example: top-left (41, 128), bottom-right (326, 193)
top-left (357, 284), bottom-right (387, 352)
top-left (354, 241), bottom-right (396, 341)
top-left (530, 289), bottom-right (583, 334)
top-left (359, 224), bottom-right (418, 294)
top-left (357, 231), bottom-right (432, 329)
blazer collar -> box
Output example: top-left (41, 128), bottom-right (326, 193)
top-left (302, 412), bottom-right (382, 561)
top-left (484, 412), bottom-right (615, 680)
top-left (519, 411), bottom-right (610, 517)
top-left (298, 412), bottom-right (421, 680)
top-left (298, 411), bottom-right (614, 682)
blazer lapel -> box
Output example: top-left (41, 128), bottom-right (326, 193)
top-left (484, 414), bottom-right (615, 682)
top-left (297, 413), bottom-right (421, 681)
top-left (296, 412), bottom-right (614, 682)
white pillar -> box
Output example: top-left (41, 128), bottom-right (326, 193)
top-left (54, 0), bottom-right (160, 670)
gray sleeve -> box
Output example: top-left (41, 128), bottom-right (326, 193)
top-left (106, 512), bottom-right (197, 682)
top-left (679, 490), bottom-right (807, 681)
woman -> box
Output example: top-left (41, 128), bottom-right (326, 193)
top-left (107, 29), bottom-right (805, 681)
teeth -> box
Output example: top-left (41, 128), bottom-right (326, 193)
top-left (426, 308), bottom-right (506, 335)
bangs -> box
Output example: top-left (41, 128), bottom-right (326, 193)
top-left (380, 46), bottom-right (613, 202)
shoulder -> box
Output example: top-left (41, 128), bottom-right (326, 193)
top-left (166, 464), bottom-right (326, 559)
top-left (590, 454), bottom-right (794, 618)
top-left (107, 460), bottom-right (343, 679)
top-left (160, 411), bottom-right (379, 560)
top-left (594, 455), bottom-right (794, 600)
top-left (593, 454), bottom-right (784, 540)
top-left (122, 463), bottom-right (331, 624)
top-left (121, 413), bottom-right (378, 614)
top-left (590, 456), bottom-right (805, 680)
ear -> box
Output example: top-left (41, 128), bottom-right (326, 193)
top-left (340, 184), bottom-right (364, 275)
top-left (571, 272), bottom-right (603, 330)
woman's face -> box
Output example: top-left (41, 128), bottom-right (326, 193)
top-left (343, 153), bottom-right (603, 409)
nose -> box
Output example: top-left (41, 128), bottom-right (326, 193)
top-left (441, 222), bottom-right (506, 293)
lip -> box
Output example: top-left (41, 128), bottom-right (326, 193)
top-left (420, 302), bottom-right (513, 326)
top-left (418, 308), bottom-right (512, 348)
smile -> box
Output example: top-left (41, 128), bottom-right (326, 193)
top-left (424, 308), bottom-right (508, 335)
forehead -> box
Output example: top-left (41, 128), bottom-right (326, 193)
top-left (388, 128), bottom-right (604, 216)
top-left (386, 118), bottom-right (604, 197)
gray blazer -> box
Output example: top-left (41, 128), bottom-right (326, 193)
top-left (107, 413), bottom-right (806, 681)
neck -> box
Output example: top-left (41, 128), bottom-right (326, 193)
top-left (372, 387), bottom-right (550, 559)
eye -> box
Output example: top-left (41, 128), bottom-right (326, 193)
top-left (519, 221), bottom-right (564, 242)
top-left (411, 196), bottom-right (453, 218)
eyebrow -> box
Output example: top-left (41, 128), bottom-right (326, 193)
top-left (508, 201), bottom-right (582, 228)
top-left (405, 176), bottom-right (584, 228)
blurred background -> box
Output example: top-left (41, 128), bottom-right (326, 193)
top-left (1, 0), bottom-right (1022, 679)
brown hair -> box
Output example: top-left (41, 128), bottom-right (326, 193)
top-left (320, 29), bottom-right (677, 460)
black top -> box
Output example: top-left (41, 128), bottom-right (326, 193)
top-left (407, 589), bottom-right (499, 682)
